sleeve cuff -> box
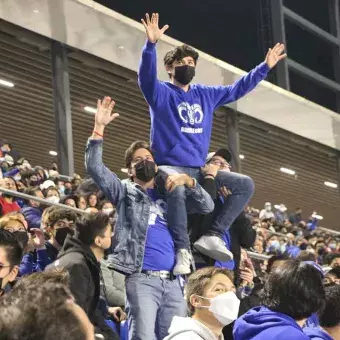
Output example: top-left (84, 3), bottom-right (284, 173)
top-left (87, 137), bottom-right (103, 145)
top-left (259, 62), bottom-right (271, 74)
top-left (145, 40), bottom-right (156, 50)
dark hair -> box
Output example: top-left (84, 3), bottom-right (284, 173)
top-left (266, 254), bottom-right (289, 274)
top-left (21, 170), bottom-right (37, 185)
top-left (86, 193), bottom-right (98, 207)
top-left (261, 259), bottom-right (325, 320)
top-left (5, 177), bottom-right (18, 191)
top-left (327, 266), bottom-right (340, 279)
top-left (24, 187), bottom-right (42, 206)
top-left (13, 268), bottom-right (69, 290)
top-left (0, 281), bottom-right (87, 340)
top-left (60, 195), bottom-right (77, 205)
top-left (0, 229), bottom-right (23, 267)
top-left (75, 213), bottom-right (110, 246)
top-left (319, 284), bottom-right (340, 328)
top-left (47, 208), bottom-right (77, 228)
top-left (99, 200), bottom-right (114, 210)
top-left (164, 44), bottom-right (199, 67)
top-left (330, 254), bottom-right (340, 267)
top-left (296, 250), bottom-right (316, 262)
top-left (124, 141), bottom-right (154, 168)
top-left (44, 187), bottom-right (60, 198)
top-left (186, 267), bottom-right (234, 316)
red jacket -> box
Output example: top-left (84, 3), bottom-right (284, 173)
top-left (0, 196), bottom-right (20, 216)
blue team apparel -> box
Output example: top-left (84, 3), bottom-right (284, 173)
top-left (142, 188), bottom-right (175, 271)
top-left (138, 41), bottom-right (270, 167)
top-left (234, 306), bottom-right (309, 340)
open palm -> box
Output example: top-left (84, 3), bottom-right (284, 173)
top-left (265, 43), bottom-right (287, 68)
top-left (95, 96), bottom-right (119, 127)
top-left (141, 13), bottom-right (169, 43)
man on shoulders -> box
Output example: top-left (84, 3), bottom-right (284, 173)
top-left (138, 13), bottom-right (287, 274)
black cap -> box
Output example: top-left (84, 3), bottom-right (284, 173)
top-left (206, 148), bottom-right (232, 164)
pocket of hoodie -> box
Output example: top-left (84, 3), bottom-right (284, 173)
top-left (167, 143), bottom-right (204, 165)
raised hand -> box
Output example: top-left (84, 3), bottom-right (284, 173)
top-left (141, 13), bottom-right (169, 43)
top-left (94, 96), bottom-right (119, 130)
top-left (265, 43), bottom-right (287, 68)
top-left (30, 228), bottom-right (46, 250)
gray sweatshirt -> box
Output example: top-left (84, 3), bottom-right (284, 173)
top-left (164, 316), bottom-right (224, 340)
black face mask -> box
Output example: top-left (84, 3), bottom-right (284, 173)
top-left (134, 160), bottom-right (156, 183)
top-left (55, 227), bottom-right (74, 246)
top-left (29, 179), bottom-right (41, 187)
top-left (12, 231), bottom-right (29, 249)
top-left (174, 65), bottom-right (195, 85)
top-left (64, 188), bottom-right (72, 196)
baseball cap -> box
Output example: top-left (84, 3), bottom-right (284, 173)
top-left (3, 155), bottom-right (14, 166)
top-left (206, 148), bottom-right (232, 164)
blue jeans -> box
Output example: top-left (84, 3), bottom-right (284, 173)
top-left (125, 273), bottom-right (186, 340)
top-left (158, 166), bottom-right (255, 250)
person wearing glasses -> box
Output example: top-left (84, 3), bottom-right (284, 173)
top-left (192, 148), bottom-right (255, 265)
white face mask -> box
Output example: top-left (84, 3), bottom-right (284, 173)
top-left (197, 291), bottom-right (240, 326)
top-left (102, 208), bottom-right (114, 215)
top-left (46, 196), bottom-right (60, 205)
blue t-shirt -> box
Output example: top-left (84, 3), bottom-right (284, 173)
top-left (142, 189), bottom-right (175, 271)
top-left (215, 230), bottom-right (235, 270)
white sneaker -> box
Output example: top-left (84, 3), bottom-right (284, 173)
top-left (194, 235), bottom-right (234, 262)
top-left (173, 249), bottom-right (192, 275)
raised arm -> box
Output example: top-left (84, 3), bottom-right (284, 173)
top-left (85, 97), bottom-right (125, 206)
top-left (138, 13), bottom-right (169, 107)
top-left (211, 43), bottom-right (287, 108)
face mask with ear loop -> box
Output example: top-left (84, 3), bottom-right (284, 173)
top-left (195, 291), bottom-right (240, 326)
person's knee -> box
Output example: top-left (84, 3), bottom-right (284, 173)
top-left (166, 185), bottom-right (186, 199)
top-left (241, 175), bottom-right (255, 196)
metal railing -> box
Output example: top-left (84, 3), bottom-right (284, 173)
top-left (0, 188), bottom-right (86, 214)
top-left (0, 187), bottom-right (271, 261)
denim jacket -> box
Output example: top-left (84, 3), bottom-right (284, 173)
top-left (85, 138), bottom-right (214, 275)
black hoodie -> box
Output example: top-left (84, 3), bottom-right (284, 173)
top-left (47, 235), bottom-right (118, 340)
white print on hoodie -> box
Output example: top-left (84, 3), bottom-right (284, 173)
top-left (164, 316), bottom-right (224, 340)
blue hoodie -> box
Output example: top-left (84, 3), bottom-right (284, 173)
top-left (138, 41), bottom-right (270, 167)
top-left (234, 306), bottom-right (309, 340)
top-left (303, 326), bottom-right (333, 340)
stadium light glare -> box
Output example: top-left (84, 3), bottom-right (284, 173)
top-left (49, 151), bottom-right (58, 156)
top-left (280, 167), bottom-right (296, 176)
top-left (0, 79), bottom-right (14, 87)
top-left (84, 106), bottom-right (97, 114)
top-left (324, 181), bottom-right (338, 189)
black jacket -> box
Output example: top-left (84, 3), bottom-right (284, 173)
top-left (188, 177), bottom-right (256, 286)
top-left (47, 235), bottom-right (118, 340)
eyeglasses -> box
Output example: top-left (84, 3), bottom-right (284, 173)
top-left (210, 159), bottom-right (231, 169)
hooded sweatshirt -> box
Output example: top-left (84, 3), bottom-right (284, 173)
top-left (164, 316), bottom-right (224, 340)
top-left (47, 235), bottom-right (118, 340)
top-left (303, 326), bottom-right (334, 340)
top-left (233, 306), bottom-right (309, 340)
top-left (138, 41), bottom-right (270, 167)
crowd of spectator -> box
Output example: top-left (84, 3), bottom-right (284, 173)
top-left (0, 137), bottom-right (339, 340)
top-left (0, 11), bottom-right (339, 340)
